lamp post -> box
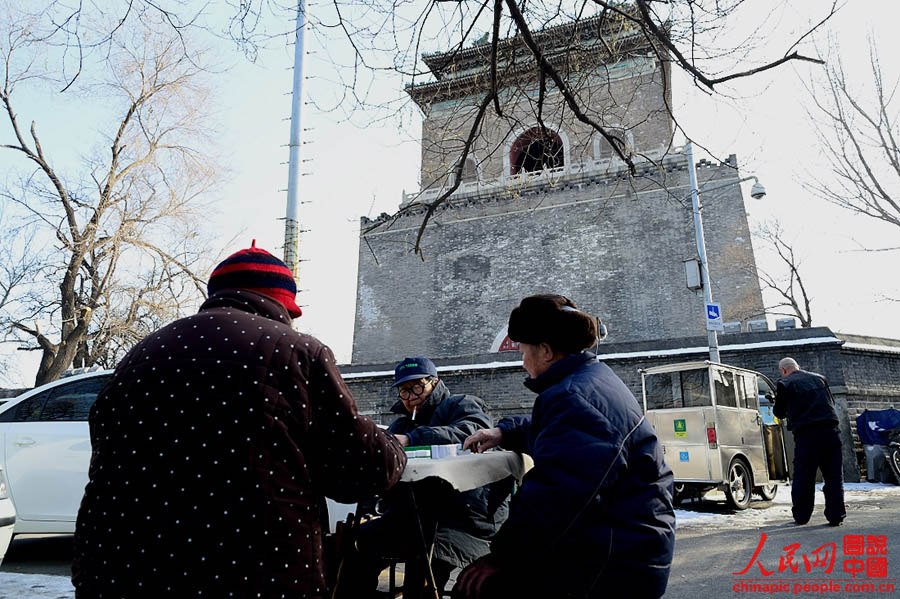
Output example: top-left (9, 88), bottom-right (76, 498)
top-left (685, 142), bottom-right (766, 362)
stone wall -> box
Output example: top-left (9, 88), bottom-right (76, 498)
top-left (353, 152), bottom-right (764, 364)
top-left (340, 327), bottom-right (900, 482)
top-left (832, 334), bottom-right (900, 479)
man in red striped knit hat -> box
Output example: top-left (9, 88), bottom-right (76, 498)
top-left (73, 241), bottom-right (406, 599)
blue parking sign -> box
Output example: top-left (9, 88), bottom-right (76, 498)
top-left (705, 302), bottom-right (724, 332)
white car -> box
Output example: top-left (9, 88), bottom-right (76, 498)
top-left (0, 369), bottom-right (359, 536)
top-left (0, 370), bottom-right (113, 535)
top-left (0, 465), bottom-right (15, 564)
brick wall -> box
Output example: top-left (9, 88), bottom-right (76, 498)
top-left (358, 29), bottom-right (764, 369)
top-left (353, 154), bottom-right (764, 364)
top-left (341, 328), bottom-right (900, 482)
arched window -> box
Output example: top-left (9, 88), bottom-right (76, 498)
top-left (489, 325), bottom-right (520, 353)
top-left (509, 127), bottom-right (565, 175)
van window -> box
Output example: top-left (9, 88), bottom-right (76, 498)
top-left (758, 377), bottom-right (775, 402)
top-left (713, 369), bottom-right (738, 408)
top-left (681, 369), bottom-right (712, 407)
top-left (645, 369), bottom-right (712, 409)
top-left (645, 372), bottom-right (679, 409)
top-left (734, 374), bottom-right (747, 408)
top-left (741, 374), bottom-right (759, 410)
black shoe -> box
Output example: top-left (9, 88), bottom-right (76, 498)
top-left (827, 519), bottom-right (844, 527)
top-left (794, 519), bottom-right (810, 526)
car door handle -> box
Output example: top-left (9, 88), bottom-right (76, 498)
top-left (14, 437), bottom-right (36, 446)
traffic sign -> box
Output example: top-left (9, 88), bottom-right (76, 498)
top-left (706, 302), bottom-right (724, 332)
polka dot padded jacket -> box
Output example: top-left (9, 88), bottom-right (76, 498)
top-left (72, 289), bottom-right (407, 598)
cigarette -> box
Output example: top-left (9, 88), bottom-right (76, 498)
top-left (412, 407), bottom-right (417, 421)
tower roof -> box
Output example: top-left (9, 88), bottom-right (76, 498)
top-left (406, 12), bottom-right (660, 107)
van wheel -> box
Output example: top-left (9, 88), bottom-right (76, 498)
top-left (725, 459), bottom-right (752, 510)
top-left (754, 483), bottom-right (778, 501)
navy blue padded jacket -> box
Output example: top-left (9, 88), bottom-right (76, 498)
top-left (493, 352), bottom-right (676, 598)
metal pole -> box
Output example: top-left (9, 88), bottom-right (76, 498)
top-left (686, 142), bottom-right (720, 362)
top-left (284, 0), bottom-right (308, 282)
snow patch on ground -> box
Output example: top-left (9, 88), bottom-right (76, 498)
top-left (676, 482), bottom-right (900, 529)
top-left (0, 572), bottom-right (73, 598)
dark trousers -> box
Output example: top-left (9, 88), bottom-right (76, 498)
top-left (336, 549), bottom-right (454, 599)
top-left (334, 482), bottom-right (452, 599)
top-left (791, 424), bottom-right (846, 524)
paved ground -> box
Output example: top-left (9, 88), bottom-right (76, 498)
top-left (2, 483), bottom-right (899, 598)
top-left (666, 485), bottom-right (900, 599)
top-left (1, 535), bottom-right (72, 577)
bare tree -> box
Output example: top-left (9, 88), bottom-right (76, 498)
top-left (0, 212), bottom-right (50, 385)
top-left (0, 216), bottom-right (47, 319)
top-left (18, 2), bottom-right (838, 257)
top-left (1, 9), bottom-right (218, 385)
top-left (71, 244), bottom-right (212, 370)
top-left (323, 0), bottom-right (837, 254)
top-left (753, 221), bottom-right (814, 327)
top-left (807, 37), bottom-right (900, 235)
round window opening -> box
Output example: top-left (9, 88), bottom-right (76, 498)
top-left (510, 128), bottom-right (564, 174)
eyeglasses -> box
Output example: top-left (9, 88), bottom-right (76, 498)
top-left (398, 379), bottom-right (433, 399)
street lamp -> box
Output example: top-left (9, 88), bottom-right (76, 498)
top-left (685, 141), bottom-right (766, 362)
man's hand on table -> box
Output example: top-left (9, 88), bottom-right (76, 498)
top-left (452, 553), bottom-right (500, 599)
top-left (393, 433), bottom-right (410, 447)
top-left (462, 427), bottom-right (502, 453)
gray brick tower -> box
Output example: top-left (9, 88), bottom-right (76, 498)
top-left (352, 15), bottom-right (764, 364)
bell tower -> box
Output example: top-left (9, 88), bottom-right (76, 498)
top-left (352, 15), bottom-right (764, 364)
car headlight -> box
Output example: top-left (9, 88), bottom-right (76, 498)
top-left (0, 470), bottom-right (8, 500)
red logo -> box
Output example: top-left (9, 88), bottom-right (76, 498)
top-left (733, 533), bottom-right (894, 595)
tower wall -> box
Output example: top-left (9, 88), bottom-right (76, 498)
top-left (352, 154), bottom-right (764, 363)
top-left (352, 16), bottom-right (764, 364)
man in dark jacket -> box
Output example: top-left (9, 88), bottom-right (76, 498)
top-left (773, 357), bottom-right (846, 526)
top-left (456, 295), bottom-right (674, 599)
top-left (73, 242), bottom-right (407, 599)
top-left (461, 354), bottom-right (675, 598)
top-left (336, 356), bottom-right (510, 597)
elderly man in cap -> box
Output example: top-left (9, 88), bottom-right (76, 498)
top-left (335, 356), bottom-right (510, 598)
top-left (73, 241), bottom-right (406, 599)
top-left (774, 357), bottom-right (846, 526)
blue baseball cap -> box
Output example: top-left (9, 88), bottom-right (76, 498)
top-left (392, 356), bottom-right (438, 387)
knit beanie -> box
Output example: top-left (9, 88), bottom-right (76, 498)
top-left (207, 240), bottom-right (303, 318)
